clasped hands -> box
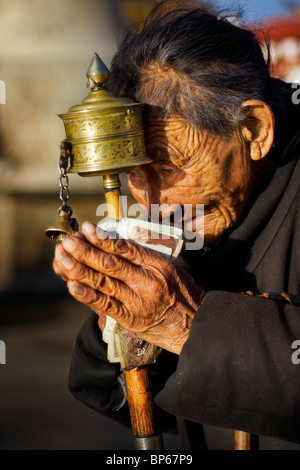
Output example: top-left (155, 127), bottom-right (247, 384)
top-left (53, 221), bottom-right (205, 355)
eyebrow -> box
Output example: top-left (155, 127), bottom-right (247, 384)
top-left (156, 159), bottom-right (178, 166)
top-left (146, 137), bottom-right (191, 168)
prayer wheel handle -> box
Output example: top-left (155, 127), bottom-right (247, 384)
top-left (104, 179), bottom-right (164, 450)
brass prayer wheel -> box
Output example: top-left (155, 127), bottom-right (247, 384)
top-left (58, 53), bottom-right (152, 177)
top-left (51, 53), bottom-right (163, 450)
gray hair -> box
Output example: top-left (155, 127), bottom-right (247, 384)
top-left (108, 1), bottom-right (290, 136)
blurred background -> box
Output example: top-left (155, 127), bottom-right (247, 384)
top-left (0, 0), bottom-right (299, 450)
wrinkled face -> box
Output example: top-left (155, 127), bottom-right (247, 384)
top-left (127, 108), bottom-right (255, 245)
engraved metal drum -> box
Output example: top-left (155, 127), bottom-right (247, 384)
top-left (58, 54), bottom-right (151, 177)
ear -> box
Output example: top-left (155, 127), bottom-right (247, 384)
top-left (241, 100), bottom-right (275, 161)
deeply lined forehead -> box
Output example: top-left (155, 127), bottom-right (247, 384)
top-left (143, 105), bottom-right (187, 130)
top-left (142, 108), bottom-right (205, 168)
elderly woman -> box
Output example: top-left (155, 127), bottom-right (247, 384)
top-left (53, 2), bottom-right (300, 449)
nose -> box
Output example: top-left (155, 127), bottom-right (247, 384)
top-left (127, 164), bottom-right (161, 207)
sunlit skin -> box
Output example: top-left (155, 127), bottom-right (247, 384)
top-left (127, 109), bottom-right (255, 245)
top-left (53, 99), bottom-right (274, 355)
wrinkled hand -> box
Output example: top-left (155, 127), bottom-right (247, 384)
top-left (53, 221), bottom-right (205, 355)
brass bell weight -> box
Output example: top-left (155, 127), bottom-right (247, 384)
top-left (45, 139), bottom-right (79, 242)
top-left (45, 207), bottom-right (79, 242)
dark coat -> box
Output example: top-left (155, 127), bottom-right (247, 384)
top-left (68, 96), bottom-right (300, 450)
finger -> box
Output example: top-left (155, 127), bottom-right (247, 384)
top-left (67, 280), bottom-right (130, 324)
top-left (61, 233), bottom-right (143, 285)
top-left (54, 243), bottom-right (75, 273)
top-left (53, 245), bottom-right (69, 281)
top-left (52, 258), bottom-right (69, 281)
top-left (72, 231), bottom-right (86, 241)
top-left (82, 221), bottom-right (166, 267)
top-left (57, 245), bottom-right (136, 305)
top-left (98, 315), bottom-right (106, 332)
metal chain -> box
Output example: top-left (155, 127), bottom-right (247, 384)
top-left (59, 166), bottom-right (69, 208)
top-left (58, 140), bottom-right (72, 213)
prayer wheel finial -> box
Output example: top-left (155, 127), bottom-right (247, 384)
top-left (86, 52), bottom-right (110, 88)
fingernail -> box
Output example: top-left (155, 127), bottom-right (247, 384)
top-left (96, 226), bottom-right (108, 240)
top-left (55, 244), bottom-right (62, 257)
top-left (73, 232), bottom-right (85, 240)
top-left (83, 221), bottom-right (95, 235)
top-left (71, 285), bottom-right (86, 296)
top-left (60, 252), bottom-right (75, 269)
top-left (62, 236), bottom-right (77, 252)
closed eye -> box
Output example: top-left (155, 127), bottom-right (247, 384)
top-left (161, 168), bottom-right (176, 175)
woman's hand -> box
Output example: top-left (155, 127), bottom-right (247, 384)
top-left (53, 221), bottom-right (205, 355)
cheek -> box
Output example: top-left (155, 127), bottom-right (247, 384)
top-left (165, 186), bottom-right (205, 205)
top-left (164, 172), bottom-right (207, 205)
top-left (128, 178), bottom-right (148, 206)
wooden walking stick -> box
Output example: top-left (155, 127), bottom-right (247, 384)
top-left (102, 175), bottom-right (164, 450)
top-left (234, 431), bottom-right (259, 450)
top-left (125, 366), bottom-right (163, 449)
top-left (46, 53), bottom-right (164, 450)
top-left (234, 431), bottom-right (252, 450)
